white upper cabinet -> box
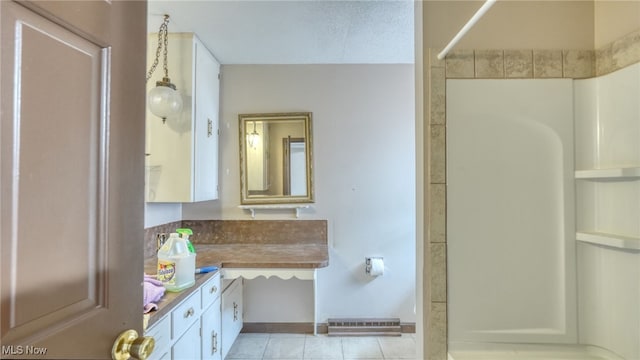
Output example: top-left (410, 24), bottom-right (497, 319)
top-left (146, 33), bottom-right (220, 203)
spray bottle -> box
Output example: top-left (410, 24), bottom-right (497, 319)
top-left (176, 228), bottom-right (196, 254)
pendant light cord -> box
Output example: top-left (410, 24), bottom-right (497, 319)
top-left (146, 15), bottom-right (170, 82)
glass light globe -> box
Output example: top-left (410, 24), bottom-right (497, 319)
top-left (247, 131), bottom-right (260, 149)
top-left (148, 83), bottom-right (183, 121)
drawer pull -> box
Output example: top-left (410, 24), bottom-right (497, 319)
top-left (233, 302), bottom-right (238, 321)
top-left (184, 307), bottom-right (195, 318)
top-left (209, 285), bottom-right (217, 294)
top-left (211, 331), bottom-right (218, 354)
top-left (207, 119), bottom-right (213, 137)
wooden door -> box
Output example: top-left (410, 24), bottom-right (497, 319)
top-left (1, 1), bottom-right (147, 358)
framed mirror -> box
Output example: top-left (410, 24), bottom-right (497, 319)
top-left (239, 112), bottom-right (314, 205)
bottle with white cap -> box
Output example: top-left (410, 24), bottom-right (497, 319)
top-left (157, 232), bottom-right (196, 292)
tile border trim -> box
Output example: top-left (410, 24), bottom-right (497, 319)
top-left (440, 28), bottom-right (640, 80)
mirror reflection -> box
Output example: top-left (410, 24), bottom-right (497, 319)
top-left (239, 112), bottom-right (314, 204)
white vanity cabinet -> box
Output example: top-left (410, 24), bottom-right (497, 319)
top-left (171, 290), bottom-right (201, 359)
top-left (221, 278), bottom-right (244, 360)
top-left (146, 32), bottom-right (220, 203)
top-left (201, 298), bottom-right (222, 360)
top-left (145, 315), bottom-right (171, 360)
top-left (201, 272), bottom-right (222, 360)
top-left (144, 272), bottom-right (222, 360)
top-left (173, 320), bottom-right (201, 359)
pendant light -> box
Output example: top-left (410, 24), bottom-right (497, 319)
top-left (247, 121), bottom-right (260, 149)
top-left (146, 14), bottom-right (183, 123)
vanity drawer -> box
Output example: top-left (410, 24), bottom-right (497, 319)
top-left (201, 272), bottom-right (221, 310)
top-left (171, 290), bottom-right (200, 339)
top-left (145, 314), bottom-right (170, 360)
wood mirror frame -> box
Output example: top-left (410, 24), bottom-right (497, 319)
top-left (239, 112), bottom-right (314, 205)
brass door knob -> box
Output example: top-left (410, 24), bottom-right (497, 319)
top-left (112, 329), bottom-right (155, 360)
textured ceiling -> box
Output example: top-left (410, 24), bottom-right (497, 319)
top-left (147, 0), bottom-right (415, 64)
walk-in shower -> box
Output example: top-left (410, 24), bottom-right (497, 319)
top-left (446, 62), bottom-right (640, 360)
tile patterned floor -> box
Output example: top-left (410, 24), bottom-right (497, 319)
top-left (226, 333), bottom-right (417, 360)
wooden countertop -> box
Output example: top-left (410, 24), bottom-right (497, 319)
top-left (143, 242), bottom-right (329, 330)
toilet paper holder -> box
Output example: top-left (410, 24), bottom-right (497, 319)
top-left (365, 257), bottom-right (383, 276)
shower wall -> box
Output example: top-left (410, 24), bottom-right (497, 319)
top-left (446, 79), bottom-right (577, 345)
top-left (446, 60), bottom-right (640, 358)
top-left (574, 63), bottom-right (640, 360)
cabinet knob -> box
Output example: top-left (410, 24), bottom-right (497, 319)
top-left (184, 307), bottom-right (195, 318)
top-left (209, 285), bottom-right (217, 294)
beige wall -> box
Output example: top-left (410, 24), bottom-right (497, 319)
top-left (424, 1), bottom-right (594, 50)
top-left (184, 64), bottom-right (417, 325)
top-left (595, 1), bottom-right (640, 47)
top-left (424, 1), bottom-right (640, 52)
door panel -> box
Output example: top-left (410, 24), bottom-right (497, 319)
top-left (172, 321), bottom-right (201, 360)
top-left (1, 1), bottom-right (146, 358)
top-left (9, 6), bottom-right (105, 333)
top-left (202, 298), bottom-right (222, 360)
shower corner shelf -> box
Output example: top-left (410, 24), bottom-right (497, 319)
top-left (238, 204), bottom-right (311, 219)
top-left (575, 167), bottom-right (640, 179)
top-left (576, 231), bottom-right (640, 251)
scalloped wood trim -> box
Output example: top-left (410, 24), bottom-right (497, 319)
top-left (221, 268), bottom-right (316, 281)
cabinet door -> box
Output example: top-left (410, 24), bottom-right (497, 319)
top-left (145, 33), bottom-right (193, 202)
top-left (193, 38), bottom-right (220, 202)
top-left (172, 320), bottom-right (201, 360)
top-left (202, 298), bottom-right (222, 360)
top-left (221, 279), bottom-right (243, 359)
top-left (148, 349), bottom-right (170, 360)
top-left (145, 315), bottom-right (171, 360)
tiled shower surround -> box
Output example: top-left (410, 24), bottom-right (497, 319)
top-left (425, 28), bottom-right (640, 359)
top-left (144, 220), bottom-right (327, 259)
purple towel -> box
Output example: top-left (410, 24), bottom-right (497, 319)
top-left (143, 274), bottom-right (165, 313)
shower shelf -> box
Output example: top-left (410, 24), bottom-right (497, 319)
top-left (575, 167), bottom-right (640, 179)
top-left (576, 231), bottom-right (640, 250)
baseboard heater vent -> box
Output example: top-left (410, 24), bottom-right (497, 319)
top-left (327, 318), bottom-right (401, 336)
